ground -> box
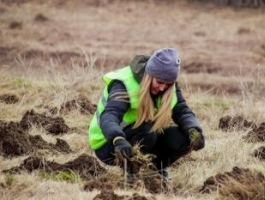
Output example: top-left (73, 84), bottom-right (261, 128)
top-left (0, 0), bottom-right (265, 200)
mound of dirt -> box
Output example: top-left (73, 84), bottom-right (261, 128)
top-left (93, 190), bottom-right (154, 200)
top-left (0, 121), bottom-right (32, 157)
top-left (0, 121), bottom-right (72, 157)
top-left (219, 115), bottom-right (256, 132)
top-left (253, 146), bottom-right (265, 160)
top-left (2, 153), bottom-right (106, 180)
top-left (0, 94), bottom-right (19, 104)
top-left (211, 0), bottom-right (265, 7)
top-left (60, 95), bottom-right (97, 115)
top-left (34, 13), bottom-right (49, 22)
top-left (200, 166), bottom-right (265, 199)
top-left (20, 110), bottom-right (69, 135)
top-left (3, 156), bottom-right (61, 173)
top-left (9, 21), bottom-right (22, 29)
top-left (53, 138), bottom-right (72, 153)
top-left (141, 168), bottom-right (171, 194)
top-left (84, 179), bottom-right (113, 191)
top-left (244, 122), bottom-right (265, 142)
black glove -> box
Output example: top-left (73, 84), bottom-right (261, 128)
top-left (188, 128), bottom-right (205, 151)
top-left (113, 137), bottom-right (133, 160)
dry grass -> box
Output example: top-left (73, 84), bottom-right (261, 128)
top-left (1, 0), bottom-right (265, 199)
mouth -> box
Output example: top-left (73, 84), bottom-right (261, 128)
top-left (150, 88), bottom-right (159, 95)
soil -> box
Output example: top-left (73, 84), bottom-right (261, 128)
top-left (60, 95), bottom-right (97, 115)
top-left (2, 154), bottom-right (106, 179)
top-left (199, 166), bottom-right (265, 196)
top-left (1, 0), bottom-right (265, 199)
top-left (0, 120), bottom-right (72, 157)
top-left (0, 94), bottom-right (19, 104)
top-left (0, 121), bottom-right (32, 157)
top-left (93, 190), bottom-right (155, 200)
top-left (84, 179), bottom-right (114, 191)
top-left (219, 115), bottom-right (257, 132)
top-left (141, 169), bottom-right (171, 194)
top-left (244, 122), bottom-right (265, 142)
top-left (20, 110), bottom-right (69, 135)
top-left (253, 146), bottom-right (265, 160)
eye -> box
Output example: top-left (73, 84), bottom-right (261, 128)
top-left (156, 80), bottom-right (164, 84)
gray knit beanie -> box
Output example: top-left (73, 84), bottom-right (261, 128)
top-left (145, 48), bottom-right (181, 83)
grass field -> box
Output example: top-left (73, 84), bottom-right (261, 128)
top-left (0, 1), bottom-right (265, 199)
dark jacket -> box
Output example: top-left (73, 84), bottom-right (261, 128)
top-left (99, 55), bottom-right (203, 143)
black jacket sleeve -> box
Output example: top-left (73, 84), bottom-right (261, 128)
top-left (99, 80), bottom-right (130, 143)
top-left (172, 82), bottom-right (203, 134)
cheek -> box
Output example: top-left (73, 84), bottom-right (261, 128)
top-left (149, 82), bottom-right (154, 93)
top-left (150, 81), bottom-right (157, 91)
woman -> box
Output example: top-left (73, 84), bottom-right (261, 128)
top-left (88, 48), bottom-right (205, 182)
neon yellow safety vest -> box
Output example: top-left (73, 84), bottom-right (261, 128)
top-left (88, 66), bottom-right (178, 150)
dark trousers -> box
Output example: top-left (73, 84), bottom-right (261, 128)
top-left (95, 124), bottom-right (190, 170)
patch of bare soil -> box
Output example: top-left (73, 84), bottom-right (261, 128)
top-left (9, 21), bottom-right (22, 29)
top-left (93, 190), bottom-right (155, 200)
top-left (243, 122), bottom-right (265, 142)
top-left (83, 155), bottom-right (171, 195)
top-left (2, 153), bottom-right (106, 179)
top-left (60, 95), bottom-right (97, 115)
top-left (199, 166), bottom-right (265, 200)
top-left (218, 115), bottom-right (256, 131)
top-left (0, 94), bottom-right (19, 104)
top-left (0, 121), bottom-right (32, 157)
top-left (0, 121), bottom-right (71, 157)
top-left (141, 169), bottom-right (171, 194)
top-left (253, 146), bottom-right (265, 160)
top-left (84, 179), bottom-right (114, 191)
top-left (20, 110), bottom-right (69, 135)
top-left (34, 13), bottom-right (49, 22)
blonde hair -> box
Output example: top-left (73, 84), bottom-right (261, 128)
top-left (133, 74), bottom-right (174, 133)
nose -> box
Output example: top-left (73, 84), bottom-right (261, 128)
top-left (159, 84), bottom-right (167, 92)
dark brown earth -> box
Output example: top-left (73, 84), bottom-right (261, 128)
top-left (253, 146), bottom-right (265, 160)
top-left (141, 169), bottom-right (171, 194)
top-left (2, 154), bottom-right (106, 179)
top-left (93, 190), bottom-right (155, 200)
top-left (1, 0), bottom-right (265, 199)
top-left (60, 95), bottom-right (97, 115)
top-left (219, 115), bottom-right (257, 132)
top-left (219, 115), bottom-right (265, 143)
top-left (244, 122), bottom-right (265, 142)
top-left (0, 120), bottom-right (72, 157)
top-left (20, 110), bottom-right (69, 135)
top-left (200, 166), bottom-right (265, 199)
top-left (39, 95), bottom-right (96, 116)
top-left (3, 151), bottom-right (168, 195)
top-left (84, 179), bottom-right (114, 191)
top-left (0, 94), bottom-right (19, 104)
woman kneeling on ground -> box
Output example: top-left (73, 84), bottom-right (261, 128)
top-left (88, 47), bottom-right (205, 182)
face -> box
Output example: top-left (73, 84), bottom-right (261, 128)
top-left (150, 77), bottom-right (172, 95)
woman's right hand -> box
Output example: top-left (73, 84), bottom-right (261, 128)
top-left (113, 137), bottom-right (133, 160)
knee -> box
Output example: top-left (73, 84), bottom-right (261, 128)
top-left (95, 143), bottom-right (115, 165)
top-left (131, 132), bottom-right (157, 154)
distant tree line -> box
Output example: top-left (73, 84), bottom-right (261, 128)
top-left (196, 0), bottom-right (265, 7)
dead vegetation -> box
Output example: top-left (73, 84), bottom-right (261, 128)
top-left (1, 0), bottom-right (265, 200)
